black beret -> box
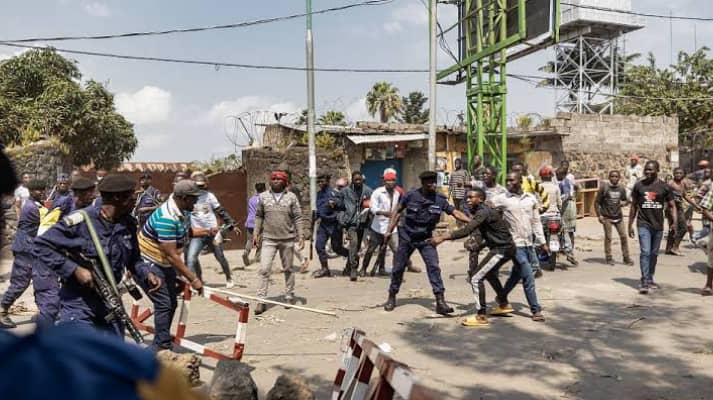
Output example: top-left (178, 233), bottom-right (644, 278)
top-left (27, 180), bottom-right (45, 191)
top-left (98, 175), bottom-right (136, 193)
top-left (317, 173), bottom-right (331, 180)
top-left (70, 177), bottom-right (96, 191)
top-left (419, 170), bottom-right (438, 181)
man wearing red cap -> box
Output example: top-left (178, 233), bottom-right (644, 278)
top-left (361, 170), bottom-right (400, 276)
top-left (253, 170), bottom-right (304, 314)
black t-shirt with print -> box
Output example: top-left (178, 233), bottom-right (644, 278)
top-left (632, 179), bottom-right (672, 231)
top-left (596, 183), bottom-right (626, 220)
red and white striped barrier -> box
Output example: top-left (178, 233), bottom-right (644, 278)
top-left (130, 285), bottom-right (249, 360)
top-left (332, 329), bottom-right (436, 400)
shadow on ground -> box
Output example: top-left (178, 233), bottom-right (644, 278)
top-left (396, 298), bottom-right (713, 399)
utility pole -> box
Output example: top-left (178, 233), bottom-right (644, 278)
top-left (306, 0), bottom-right (317, 214)
top-left (428, 0), bottom-right (437, 170)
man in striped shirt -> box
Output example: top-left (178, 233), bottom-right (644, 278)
top-left (449, 158), bottom-right (471, 212)
top-left (136, 180), bottom-right (210, 352)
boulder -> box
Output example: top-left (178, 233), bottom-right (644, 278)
top-left (266, 374), bottom-right (315, 400)
top-left (156, 350), bottom-right (201, 387)
top-left (208, 360), bottom-right (258, 400)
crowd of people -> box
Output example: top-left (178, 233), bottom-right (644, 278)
top-left (2, 153), bottom-right (713, 344)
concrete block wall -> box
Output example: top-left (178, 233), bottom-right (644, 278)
top-left (548, 112), bottom-right (679, 181)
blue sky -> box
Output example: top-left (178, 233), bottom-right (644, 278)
top-left (0, 0), bottom-right (710, 162)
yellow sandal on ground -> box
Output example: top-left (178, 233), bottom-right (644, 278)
top-left (489, 304), bottom-right (514, 316)
top-left (461, 315), bottom-right (490, 327)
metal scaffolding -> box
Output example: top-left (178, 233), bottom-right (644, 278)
top-left (554, 35), bottom-right (618, 114)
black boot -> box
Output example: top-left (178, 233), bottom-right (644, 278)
top-left (313, 261), bottom-right (332, 278)
top-left (0, 309), bottom-right (17, 329)
top-left (349, 265), bottom-right (358, 282)
top-left (254, 303), bottom-right (266, 315)
top-left (435, 293), bottom-right (454, 315)
top-left (384, 292), bottom-right (396, 312)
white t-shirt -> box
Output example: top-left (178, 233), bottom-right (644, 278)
top-left (369, 186), bottom-right (400, 234)
top-left (190, 191), bottom-right (221, 229)
top-left (14, 185), bottom-right (29, 207)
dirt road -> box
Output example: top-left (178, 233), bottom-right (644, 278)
top-left (3, 217), bottom-right (713, 399)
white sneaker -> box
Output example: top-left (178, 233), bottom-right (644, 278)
top-left (226, 280), bottom-right (235, 289)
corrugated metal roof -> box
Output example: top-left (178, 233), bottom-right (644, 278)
top-left (346, 134), bottom-right (429, 145)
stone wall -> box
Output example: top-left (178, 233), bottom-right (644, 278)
top-left (6, 139), bottom-right (73, 188)
top-left (539, 112), bottom-right (679, 180)
top-left (2, 140), bottom-right (73, 251)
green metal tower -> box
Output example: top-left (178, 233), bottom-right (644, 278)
top-left (438, 0), bottom-right (560, 179)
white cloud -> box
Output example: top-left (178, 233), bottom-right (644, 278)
top-left (384, 3), bottom-right (458, 34)
top-left (84, 2), bottom-right (111, 17)
top-left (116, 86), bottom-right (172, 125)
top-left (345, 97), bottom-right (375, 123)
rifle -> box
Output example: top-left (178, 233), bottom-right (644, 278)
top-left (69, 253), bottom-right (144, 344)
top-left (370, 239), bottom-right (389, 276)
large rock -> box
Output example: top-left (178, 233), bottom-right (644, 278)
top-left (156, 350), bottom-right (201, 387)
top-left (266, 374), bottom-right (315, 400)
top-left (208, 360), bottom-right (258, 400)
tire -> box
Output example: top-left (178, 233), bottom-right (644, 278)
top-left (550, 252), bottom-right (557, 270)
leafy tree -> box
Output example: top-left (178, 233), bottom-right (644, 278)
top-left (296, 109), bottom-right (308, 125)
top-left (366, 81), bottom-right (403, 123)
top-left (616, 48), bottom-right (713, 135)
top-left (399, 91), bottom-right (429, 124)
top-left (0, 49), bottom-right (137, 169)
top-left (318, 110), bottom-right (347, 126)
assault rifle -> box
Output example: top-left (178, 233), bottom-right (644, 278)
top-left (69, 252), bottom-right (144, 344)
top-left (309, 210), bottom-right (319, 261)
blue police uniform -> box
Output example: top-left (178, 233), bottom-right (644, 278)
top-left (33, 204), bottom-right (142, 335)
top-left (32, 196), bottom-right (77, 326)
top-left (315, 186), bottom-right (348, 264)
top-left (389, 188), bottom-right (455, 295)
top-left (1, 200), bottom-right (42, 312)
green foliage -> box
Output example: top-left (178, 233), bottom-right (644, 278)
top-left (297, 109), bottom-right (308, 125)
top-left (318, 110), bottom-right (347, 125)
top-left (366, 81), bottom-right (403, 123)
top-left (516, 114), bottom-right (533, 130)
top-left (0, 49), bottom-right (136, 169)
top-left (298, 131), bottom-right (337, 150)
top-left (399, 91), bottom-right (429, 124)
top-left (191, 153), bottom-right (242, 174)
top-left (616, 48), bottom-right (713, 135)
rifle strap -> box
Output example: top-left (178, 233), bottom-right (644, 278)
top-left (77, 210), bottom-right (119, 294)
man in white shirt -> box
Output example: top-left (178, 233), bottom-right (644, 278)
top-left (489, 172), bottom-right (546, 321)
top-left (13, 173), bottom-right (30, 217)
top-left (187, 173), bottom-right (238, 288)
top-left (625, 154), bottom-right (644, 201)
top-left (361, 170), bottom-right (400, 276)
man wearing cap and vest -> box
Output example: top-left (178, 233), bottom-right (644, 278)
top-left (361, 169), bottom-right (400, 276)
top-left (253, 170), bottom-right (303, 314)
top-left (384, 170), bottom-right (471, 315)
top-left (0, 180), bottom-right (45, 328)
top-left (32, 176), bottom-right (97, 326)
top-left (313, 174), bottom-right (348, 278)
top-left (136, 179), bottom-right (206, 351)
top-left (334, 171), bottom-right (373, 282)
top-left (32, 175), bottom-right (162, 336)
top-left (187, 173), bottom-right (238, 288)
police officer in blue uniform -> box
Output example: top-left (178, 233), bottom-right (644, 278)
top-left (48, 173), bottom-right (73, 208)
top-left (313, 174), bottom-right (349, 278)
top-left (32, 176), bottom-right (97, 327)
top-left (0, 180), bottom-right (45, 329)
top-left (384, 171), bottom-right (470, 314)
top-left (33, 175), bottom-right (161, 335)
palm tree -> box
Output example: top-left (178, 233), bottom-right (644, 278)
top-left (318, 110), bottom-right (347, 126)
top-left (399, 91), bottom-right (429, 124)
top-left (366, 82), bottom-right (403, 123)
top-left (296, 109), bottom-right (308, 125)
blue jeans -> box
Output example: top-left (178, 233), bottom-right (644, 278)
top-left (137, 261), bottom-right (178, 352)
top-left (502, 247), bottom-right (541, 314)
top-left (638, 225), bottom-right (664, 286)
top-left (187, 237), bottom-right (231, 281)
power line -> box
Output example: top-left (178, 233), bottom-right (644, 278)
top-left (0, 41), bottom-right (427, 73)
top-left (1, 0), bottom-right (395, 43)
top-left (561, 2), bottom-right (713, 22)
